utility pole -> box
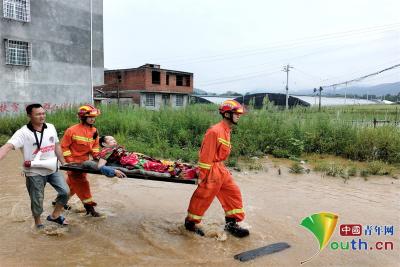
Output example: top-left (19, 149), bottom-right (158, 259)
top-left (313, 88), bottom-right (317, 106)
top-left (117, 84), bottom-right (120, 106)
top-left (90, 0), bottom-right (93, 104)
top-left (318, 86), bottom-right (323, 111)
top-left (282, 64), bottom-right (293, 110)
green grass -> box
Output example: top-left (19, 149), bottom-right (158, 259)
top-left (1, 104), bottom-right (400, 164)
top-left (347, 165), bottom-right (358, 176)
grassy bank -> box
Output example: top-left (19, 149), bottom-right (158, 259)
top-left (1, 104), bottom-right (400, 164)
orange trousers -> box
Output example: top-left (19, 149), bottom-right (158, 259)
top-left (67, 171), bottom-right (95, 205)
top-left (187, 166), bottom-right (245, 224)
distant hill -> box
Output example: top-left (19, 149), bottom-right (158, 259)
top-left (193, 88), bottom-right (209, 95)
top-left (332, 82), bottom-right (400, 96)
top-left (294, 82), bottom-right (400, 96)
top-left (195, 82), bottom-right (400, 97)
top-left (247, 88), bottom-right (283, 94)
top-left (194, 88), bottom-right (242, 96)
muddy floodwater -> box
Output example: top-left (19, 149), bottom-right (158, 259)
top-left (0, 151), bottom-right (399, 266)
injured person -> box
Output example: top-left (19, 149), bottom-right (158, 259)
top-left (85, 136), bottom-right (199, 179)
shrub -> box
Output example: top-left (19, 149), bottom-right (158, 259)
top-left (272, 149), bottom-right (291, 158)
top-left (326, 163), bottom-right (346, 177)
top-left (289, 162), bottom-right (305, 174)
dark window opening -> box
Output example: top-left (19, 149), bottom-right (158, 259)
top-left (176, 75), bottom-right (183, 86)
top-left (117, 73), bottom-right (122, 83)
top-left (166, 74), bottom-right (169, 85)
top-left (152, 71), bottom-right (160, 84)
top-left (185, 75), bottom-right (191, 86)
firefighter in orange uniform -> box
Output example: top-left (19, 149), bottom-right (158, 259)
top-left (61, 104), bottom-right (101, 217)
top-left (185, 100), bottom-right (250, 238)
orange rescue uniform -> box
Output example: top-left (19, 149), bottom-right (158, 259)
top-left (61, 123), bottom-right (100, 205)
top-left (187, 120), bottom-right (245, 223)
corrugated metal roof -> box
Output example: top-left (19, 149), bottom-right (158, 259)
top-left (294, 95), bottom-right (377, 106)
top-left (198, 96), bottom-right (233, 104)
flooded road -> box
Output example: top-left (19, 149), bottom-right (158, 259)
top-left (0, 151), bottom-right (399, 266)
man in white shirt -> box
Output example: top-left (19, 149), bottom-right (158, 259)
top-left (0, 104), bottom-right (69, 228)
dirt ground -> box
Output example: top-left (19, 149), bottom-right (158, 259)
top-left (0, 150), bottom-right (399, 267)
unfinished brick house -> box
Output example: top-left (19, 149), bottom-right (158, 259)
top-left (95, 64), bottom-right (193, 109)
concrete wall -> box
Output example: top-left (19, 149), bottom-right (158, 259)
top-left (140, 93), bottom-right (189, 110)
top-left (0, 0), bottom-right (104, 115)
top-left (170, 94), bottom-right (188, 108)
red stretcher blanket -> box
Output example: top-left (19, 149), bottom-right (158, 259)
top-left (60, 163), bottom-right (198, 185)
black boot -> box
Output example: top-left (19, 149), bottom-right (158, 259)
top-left (225, 217), bottom-right (249, 238)
top-left (184, 219), bottom-right (205, 236)
top-left (52, 201), bottom-right (71, 210)
top-left (84, 203), bottom-right (101, 217)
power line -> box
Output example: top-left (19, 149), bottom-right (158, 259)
top-left (197, 41), bottom-right (396, 86)
top-left (154, 23), bottom-right (400, 65)
top-left (314, 57), bottom-right (400, 85)
top-left (322, 63), bottom-right (400, 88)
top-left (197, 70), bottom-right (281, 86)
top-left (187, 32), bottom-right (399, 87)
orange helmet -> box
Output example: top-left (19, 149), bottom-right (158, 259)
top-left (78, 104), bottom-right (101, 118)
top-left (219, 100), bottom-right (244, 114)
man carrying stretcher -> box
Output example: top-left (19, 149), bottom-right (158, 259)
top-left (184, 100), bottom-right (250, 238)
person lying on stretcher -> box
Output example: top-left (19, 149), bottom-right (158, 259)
top-left (95, 136), bottom-right (199, 179)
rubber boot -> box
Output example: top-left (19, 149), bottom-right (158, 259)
top-left (184, 218), bottom-right (205, 236)
top-left (84, 203), bottom-right (101, 217)
top-left (225, 217), bottom-right (249, 238)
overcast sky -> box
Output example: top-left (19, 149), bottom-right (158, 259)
top-left (104, 0), bottom-right (400, 94)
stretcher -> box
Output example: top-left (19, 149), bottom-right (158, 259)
top-left (60, 163), bottom-right (198, 185)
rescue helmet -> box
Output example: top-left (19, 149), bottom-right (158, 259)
top-left (219, 100), bottom-right (244, 115)
top-left (77, 104), bottom-right (101, 118)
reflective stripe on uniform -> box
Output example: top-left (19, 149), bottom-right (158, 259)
top-left (225, 208), bottom-right (244, 216)
top-left (82, 198), bottom-right (94, 204)
top-left (218, 137), bottom-right (231, 147)
top-left (187, 212), bottom-right (203, 220)
top-left (198, 162), bottom-right (212, 170)
top-left (72, 135), bottom-right (94, 142)
top-left (92, 148), bottom-right (100, 153)
top-left (63, 150), bottom-right (72, 156)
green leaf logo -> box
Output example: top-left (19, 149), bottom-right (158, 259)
top-left (300, 212), bottom-right (338, 264)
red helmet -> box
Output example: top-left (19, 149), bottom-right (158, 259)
top-left (78, 104), bottom-right (101, 118)
top-left (219, 100), bottom-right (244, 114)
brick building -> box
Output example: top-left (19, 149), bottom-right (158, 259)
top-left (96, 64), bottom-right (193, 109)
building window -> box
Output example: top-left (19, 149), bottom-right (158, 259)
top-left (5, 39), bottom-right (31, 66)
top-left (145, 93), bottom-right (155, 107)
top-left (176, 95), bottom-right (184, 106)
top-left (176, 75), bottom-right (183, 86)
top-left (185, 75), bottom-right (191, 86)
top-left (152, 71), bottom-right (160, 84)
top-left (3, 0), bottom-right (30, 22)
top-left (166, 74), bottom-right (169, 85)
top-left (162, 94), bottom-right (170, 106)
